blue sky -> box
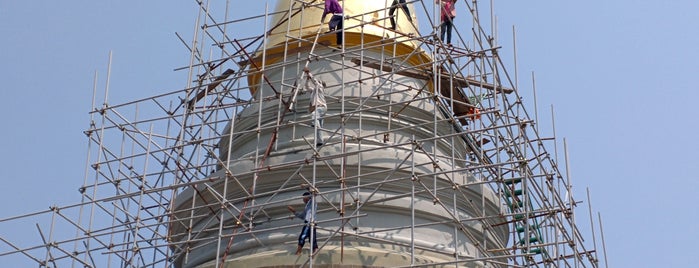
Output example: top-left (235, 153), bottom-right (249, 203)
top-left (1, 1), bottom-right (698, 267)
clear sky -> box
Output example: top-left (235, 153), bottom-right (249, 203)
top-left (1, 1), bottom-right (697, 267)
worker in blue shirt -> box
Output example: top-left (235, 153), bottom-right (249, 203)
top-left (287, 192), bottom-right (318, 255)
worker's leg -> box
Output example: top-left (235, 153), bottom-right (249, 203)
top-left (296, 225), bottom-right (311, 254)
top-left (312, 226), bottom-right (318, 252)
top-left (440, 22), bottom-right (447, 42)
top-left (399, 0), bottom-right (412, 22)
top-left (389, 0), bottom-right (398, 30)
top-left (329, 15), bottom-right (343, 45)
top-left (446, 20), bottom-right (453, 44)
top-left (335, 15), bottom-right (343, 45)
top-left (313, 106), bottom-right (326, 146)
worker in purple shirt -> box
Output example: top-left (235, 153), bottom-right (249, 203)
top-left (321, 0), bottom-right (343, 46)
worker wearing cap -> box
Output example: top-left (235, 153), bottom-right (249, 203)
top-left (287, 192), bottom-right (318, 255)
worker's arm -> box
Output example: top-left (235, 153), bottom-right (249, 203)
top-left (287, 206), bottom-right (305, 219)
top-left (321, 8), bottom-right (328, 23)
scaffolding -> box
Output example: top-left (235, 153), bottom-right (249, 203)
top-left (0, 0), bottom-right (607, 267)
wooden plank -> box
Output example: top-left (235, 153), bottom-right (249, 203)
top-left (350, 57), bottom-right (512, 94)
top-left (188, 68), bottom-right (236, 109)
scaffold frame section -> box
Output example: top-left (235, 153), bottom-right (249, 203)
top-left (0, 1), bottom-right (605, 267)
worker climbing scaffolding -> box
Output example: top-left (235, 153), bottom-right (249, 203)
top-left (287, 191), bottom-right (318, 255)
top-left (301, 67), bottom-right (327, 146)
top-left (437, 0), bottom-right (457, 46)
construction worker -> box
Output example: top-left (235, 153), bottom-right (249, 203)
top-left (287, 192), bottom-right (318, 255)
top-left (437, 0), bottom-right (456, 46)
top-left (303, 67), bottom-right (327, 146)
top-left (389, 0), bottom-right (413, 31)
top-left (321, 0), bottom-right (344, 46)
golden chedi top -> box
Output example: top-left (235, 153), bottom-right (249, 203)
top-left (250, 0), bottom-right (432, 81)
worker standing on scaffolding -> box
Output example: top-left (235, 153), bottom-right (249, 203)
top-left (287, 191), bottom-right (318, 255)
top-left (437, 0), bottom-right (456, 46)
top-left (302, 67), bottom-right (327, 146)
top-left (321, 0), bottom-right (344, 47)
top-left (389, 0), bottom-right (413, 31)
